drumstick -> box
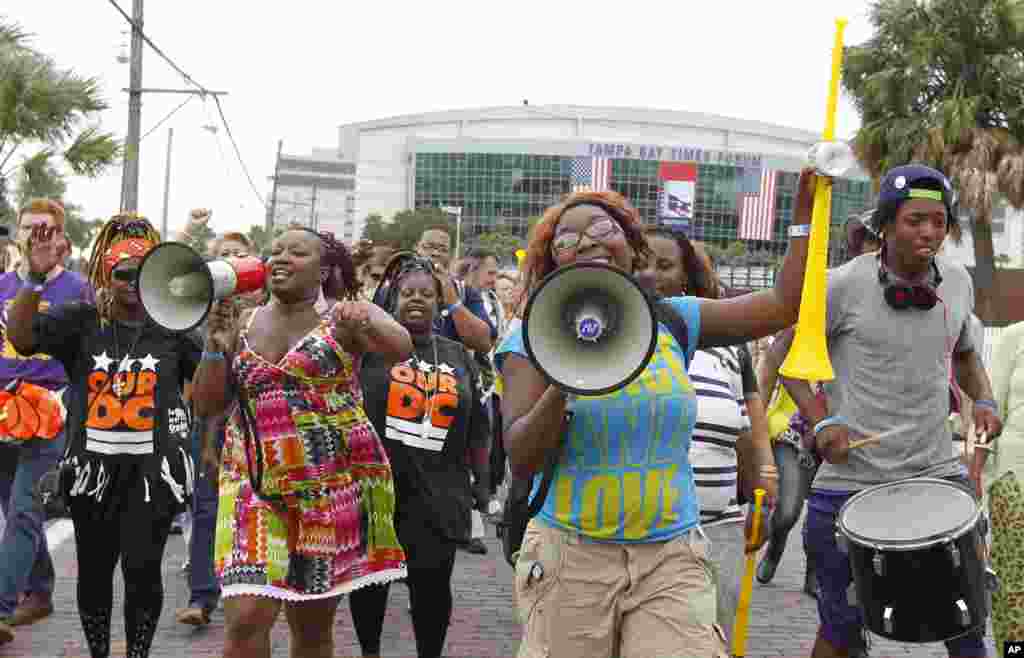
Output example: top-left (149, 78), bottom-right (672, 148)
top-left (847, 436), bottom-right (880, 450)
top-left (847, 423), bottom-right (914, 450)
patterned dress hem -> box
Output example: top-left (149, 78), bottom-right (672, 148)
top-left (219, 566), bottom-right (408, 602)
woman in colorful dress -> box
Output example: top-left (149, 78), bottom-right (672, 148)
top-left (192, 227), bottom-right (412, 658)
top-left (8, 214), bottom-right (200, 658)
top-left (349, 253), bottom-right (491, 658)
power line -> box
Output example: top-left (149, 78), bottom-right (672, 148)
top-left (140, 95), bottom-right (193, 142)
top-left (106, 0), bottom-right (265, 207)
top-left (105, 0), bottom-right (208, 94)
top-left (212, 95), bottom-right (265, 206)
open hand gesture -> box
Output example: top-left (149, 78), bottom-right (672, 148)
top-left (27, 225), bottom-right (62, 276)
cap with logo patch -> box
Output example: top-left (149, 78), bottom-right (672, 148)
top-left (879, 164), bottom-right (955, 213)
top-left (870, 164), bottom-right (957, 233)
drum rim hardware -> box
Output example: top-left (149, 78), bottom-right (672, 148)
top-left (837, 477), bottom-right (980, 551)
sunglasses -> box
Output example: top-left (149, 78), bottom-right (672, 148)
top-left (551, 217), bottom-right (622, 256)
top-left (112, 268), bottom-right (138, 283)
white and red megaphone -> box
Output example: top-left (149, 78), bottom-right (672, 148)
top-left (137, 242), bottom-right (266, 332)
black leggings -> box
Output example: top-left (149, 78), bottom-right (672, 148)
top-left (349, 530), bottom-right (457, 658)
top-left (765, 440), bottom-right (818, 562)
top-left (72, 500), bottom-right (173, 658)
top-left (489, 396), bottom-right (506, 496)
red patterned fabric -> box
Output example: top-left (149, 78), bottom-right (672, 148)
top-left (104, 239), bottom-right (154, 275)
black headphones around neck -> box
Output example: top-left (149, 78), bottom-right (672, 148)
top-left (877, 246), bottom-right (942, 310)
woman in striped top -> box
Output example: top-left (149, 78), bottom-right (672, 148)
top-left (635, 229), bottom-right (776, 645)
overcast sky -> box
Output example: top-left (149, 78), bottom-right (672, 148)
top-left (6, 0), bottom-right (875, 237)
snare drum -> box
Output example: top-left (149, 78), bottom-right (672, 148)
top-left (836, 477), bottom-right (987, 643)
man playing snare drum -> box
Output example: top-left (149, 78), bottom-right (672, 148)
top-left (783, 164), bottom-right (1002, 658)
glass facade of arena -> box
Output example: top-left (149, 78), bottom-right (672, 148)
top-left (413, 152), bottom-right (873, 264)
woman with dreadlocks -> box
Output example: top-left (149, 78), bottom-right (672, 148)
top-left (191, 227), bottom-right (411, 658)
top-left (7, 213), bottom-right (202, 658)
top-left (349, 252), bottom-right (490, 658)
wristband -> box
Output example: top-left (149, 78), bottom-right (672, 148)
top-left (442, 302), bottom-right (463, 317)
top-left (21, 279), bottom-right (44, 294)
top-left (201, 351), bottom-right (226, 362)
top-left (974, 399), bottom-right (997, 411)
top-left (788, 224), bottom-right (812, 238)
top-left (813, 416), bottom-right (844, 436)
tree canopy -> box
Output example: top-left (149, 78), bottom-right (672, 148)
top-left (842, 0), bottom-right (1024, 318)
top-left (0, 19), bottom-right (119, 237)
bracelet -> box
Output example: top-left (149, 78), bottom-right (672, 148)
top-left (813, 416), bottom-right (844, 436)
top-left (201, 351), bottom-right (225, 362)
top-left (974, 399), bottom-right (997, 411)
top-left (21, 279), bottom-right (44, 294)
top-left (788, 224), bottom-right (812, 238)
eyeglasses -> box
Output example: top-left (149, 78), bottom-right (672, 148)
top-left (419, 241), bottom-right (450, 255)
top-left (551, 217), bottom-right (621, 256)
top-left (112, 268), bottom-right (138, 283)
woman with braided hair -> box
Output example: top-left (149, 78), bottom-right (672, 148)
top-left (7, 213), bottom-right (202, 658)
top-left (192, 227), bottom-right (412, 658)
top-left (350, 252), bottom-right (491, 658)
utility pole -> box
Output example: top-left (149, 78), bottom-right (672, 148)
top-left (120, 0), bottom-right (144, 212)
top-left (115, 0), bottom-right (228, 216)
top-left (160, 128), bottom-right (173, 239)
top-left (267, 139), bottom-right (283, 233)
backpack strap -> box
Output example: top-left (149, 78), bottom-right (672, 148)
top-left (653, 299), bottom-right (692, 368)
top-left (525, 410), bottom-right (572, 518)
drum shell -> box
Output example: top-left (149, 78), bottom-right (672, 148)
top-left (838, 478), bottom-right (988, 643)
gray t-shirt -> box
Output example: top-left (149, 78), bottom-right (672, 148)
top-left (813, 253), bottom-right (974, 491)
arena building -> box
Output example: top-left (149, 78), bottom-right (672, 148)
top-left (337, 104), bottom-right (873, 259)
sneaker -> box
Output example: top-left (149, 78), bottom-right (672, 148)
top-left (463, 538), bottom-right (488, 555)
top-left (0, 619), bottom-right (12, 645)
top-left (10, 593), bottom-right (53, 627)
top-left (756, 552), bottom-right (781, 584)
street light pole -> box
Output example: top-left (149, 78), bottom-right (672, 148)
top-left (310, 183), bottom-right (318, 230)
top-left (160, 127), bottom-right (173, 239)
top-left (441, 205), bottom-right (463, 258)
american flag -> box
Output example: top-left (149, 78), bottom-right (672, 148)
top-left (737, 168), bottom-right (778, 241)
top-left (570, 156), bottom-right (611, 192)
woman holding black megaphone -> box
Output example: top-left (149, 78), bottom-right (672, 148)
top-left (495, 168), bottom-right (821, 658)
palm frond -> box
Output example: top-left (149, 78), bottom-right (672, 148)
top-left (63, 127), bottom-right (119, 177)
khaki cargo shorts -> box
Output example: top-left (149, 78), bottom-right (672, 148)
top-left (514, 520), bottom-right (728, 658)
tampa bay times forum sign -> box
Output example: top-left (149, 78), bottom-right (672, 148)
top-left (586, 142), bottom-right (764, 168)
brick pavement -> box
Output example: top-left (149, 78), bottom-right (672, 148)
top-left (0, 514), bottom-right (1000, 658)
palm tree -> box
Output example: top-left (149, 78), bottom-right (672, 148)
top-left (0, 19), bottom-right (119, 222)
top-left (842, 0), bottom-right (1024, 320)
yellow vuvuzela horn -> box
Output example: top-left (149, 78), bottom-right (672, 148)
top-left (732, 488), bottom-right (766, 658)
top-left (779, 18), bottom-right (848, 382)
